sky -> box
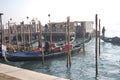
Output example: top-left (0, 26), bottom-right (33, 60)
top-left (0, 0), bottom-right (120, 36)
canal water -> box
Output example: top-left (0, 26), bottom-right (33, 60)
top-left (1, 38), bottom-right (120, 80)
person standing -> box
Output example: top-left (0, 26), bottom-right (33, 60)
top-left (44, 40), bottom-right (49, 53)
top-left (102, 27), bottom-right (105, 37)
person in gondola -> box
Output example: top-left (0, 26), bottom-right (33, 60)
top-left (44, 39), bottom-right (50, 54)
top-left (102, 27), bottom-right (105, 37)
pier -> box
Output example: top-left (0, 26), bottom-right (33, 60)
top-left (0, 63), bottom-right (68, 80)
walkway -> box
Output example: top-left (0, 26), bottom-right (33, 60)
top-left (0, 63), bottom-right (68, 80)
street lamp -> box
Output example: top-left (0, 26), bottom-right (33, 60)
top-left (26, 16), bottom-right (29, 20)
top-left (26, 16), bottom-right (29, 23)
top-left (10, 18), bottom-right (12, 21)
top-left (48, 14), bottom-right (52, 43)
top-left (48, 14), bottom-right (50, 23)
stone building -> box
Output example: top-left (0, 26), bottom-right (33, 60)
top-left (3, 20), bottom-right (94, 42)
top-left (48, 21), bottom-right (94, 38)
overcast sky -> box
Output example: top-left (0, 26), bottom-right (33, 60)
top-left (0, 0), bottom-right (120, 34)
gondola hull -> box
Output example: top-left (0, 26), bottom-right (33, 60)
top-left (101, 36), bottom-right (120, 45)
top-left (5, 46), bottom-right (81, 61)
top-left (3, 36), bottom-right (91, 62)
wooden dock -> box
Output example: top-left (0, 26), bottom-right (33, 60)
top-left (0, 63), bottom-right (68, 80)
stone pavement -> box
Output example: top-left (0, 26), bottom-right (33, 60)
top-left (0, 63), bottom-right (68, 80)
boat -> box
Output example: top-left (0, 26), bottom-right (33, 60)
top-left (2, 37), bottom-right (91, 62)
top-left (3, 44), bottom-right (81, 61)
top-left (3, 46), bottom-right (80, 61)
top-left (4, 46), bottom-right (80, 61)
top-left (101, 36), bottom-right (120, 45)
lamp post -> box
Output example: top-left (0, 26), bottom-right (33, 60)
top-left (48, 14), bottom-right (52, 43)
top-left (26, 16), bottom-right (29, 24)
top-left (26, 16), bottom-right (31, 49)
top-left (10, 18), bottom-right (12, 21)
top-left (48, 14), bottom-right (50, 23)
top-left (26, 16), bottom-right (29, 20)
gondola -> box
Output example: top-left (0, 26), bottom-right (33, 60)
top-left (2, 37), bottom-right (91, 62)
top-left (101, 36), bottom-right (120, 45)
top-left (4, 45), bottom-right (81, 61)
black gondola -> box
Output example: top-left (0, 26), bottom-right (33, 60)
top-left (101, 36), bottom-right (120, 45)
top-left (4, 46), bottom-right (81, 62)
top-left (2, 37), bottom-right (91, 62)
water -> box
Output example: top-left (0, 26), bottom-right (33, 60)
top-left (1, 38), bottom-right (120, 80)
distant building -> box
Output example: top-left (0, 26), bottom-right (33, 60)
top-left (3, 20), bottom-right (94, 42)
top-left (48, 21), bottom-right (94, 38)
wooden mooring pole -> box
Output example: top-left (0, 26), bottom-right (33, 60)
top-left (83, 25), bottom-right (85, 52)
top-left (2, 25), bottom-right (5, 44)
top-left (66, 16), bottom-right (71, 68)
top-left (22, 21), bottom-right (26, 51)
top-left (30, 22), bottom-right (33, 48)
top-left (95, 14), bottom-right (98, 77)
top-left (65, 23), bottom-right (67, 44)
top-left (14, 23), bottom-right (19, 50)
top-left (0, 13), bottom-right (3, 45)
top-left (28, 23), bottom-right (31, 50)
top-left (20, 22), bottom-right (23, 50)
top-left (20, 21), bottom-right (26, 51)
top-left (99, 19), bottom-right (101, 56)
top-left (8, 21), bottom-right (11, 45)
top-left (38, 21), bottom-right (44, 65)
